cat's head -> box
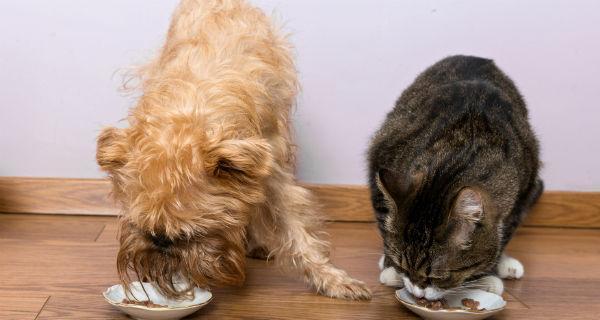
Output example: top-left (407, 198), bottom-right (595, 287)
top-left (376, 168), bottom-right (502, 300)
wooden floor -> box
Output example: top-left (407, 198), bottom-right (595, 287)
top-left (1, 214), bottom-right (599, 319)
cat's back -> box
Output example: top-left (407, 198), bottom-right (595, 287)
top-left (398, 55), bottom-right (526, 116)
top-left (411, 55), bottom-right (500, 88)
top-left (377, 55), bottom-right (531, 144)
top-left (369, 55), bottom-right (538, 178)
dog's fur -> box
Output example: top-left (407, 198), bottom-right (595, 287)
top-left (97, 0), bottom-right (370, 300)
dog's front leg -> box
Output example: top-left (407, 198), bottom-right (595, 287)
top-left (255, 179), bottom-right (371, 300)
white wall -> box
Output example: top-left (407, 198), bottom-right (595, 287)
top-left (1, 0), bottom-right (598, 191)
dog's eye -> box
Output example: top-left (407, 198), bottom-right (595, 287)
top-left (215, 160), bottom-right (246, 176)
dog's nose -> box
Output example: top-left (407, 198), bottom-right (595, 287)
top-left (149, 233), bottom-right (174, 248)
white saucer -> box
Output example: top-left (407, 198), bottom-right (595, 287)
top-left (395, 288), bottom-right (506, 320)
top-left (103, 282), bottom-right (212, 320)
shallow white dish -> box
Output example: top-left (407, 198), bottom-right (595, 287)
top-left (103, 282), bottom-right (212, 320)
top-left (395, 288), bottom-right (506, 320)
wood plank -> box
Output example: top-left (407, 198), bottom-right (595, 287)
top-left (502, 291), bottom-right (529, 310)
top-left (0, 294), bottom-right (48, 320)
top-left (1, 214), bottom-right (598, 319)
top-left (0, 214), bottom-right (109, 241)
top-left (504, 227), bottom-right (600, 255)
top-left (8, 215), bottom-right (600, 319)
top-left (523, 191), bottom-right (600, 228)
top-left (0, 177), bottom-right (599, 228)
top-left (0, 215), bottom-right (595, 319)
top-left (500, 278), bottom-right (600, 319)
top-left (306, 184), bottom-right (372, 222)
top-left (0, 177), bottom-right (116, 215)
top-left (36, 294), bottom-right (125, 320)
top-left (306, 183), bottom-right (600, 228)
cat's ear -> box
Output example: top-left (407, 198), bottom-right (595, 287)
top-left (376, 168), bottom-right (424, 212)
top-left (376, 169), bottom-right (399, 215)
top-left (448, 188), bottom-right (484, 249)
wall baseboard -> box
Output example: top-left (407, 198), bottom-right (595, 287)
top-left (0, 177), bottom-right (598, 228)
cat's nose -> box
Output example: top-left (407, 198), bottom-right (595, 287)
top-left (425, 286), bottom-right (445, 300)
top-left (404, 277), bottom-right (425, 298)
top-left (412, 285), bottom-right (425, 298)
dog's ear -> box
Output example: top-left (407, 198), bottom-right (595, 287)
top-left (97, 127), bottom-right (127, 172)
top-left (206, 138), bottom-right (274, 179)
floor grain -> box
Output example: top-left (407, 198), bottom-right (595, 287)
top-left (1, 214), bottom-right (599, 319)
top-left (0, 294), bottom-right (48, 320)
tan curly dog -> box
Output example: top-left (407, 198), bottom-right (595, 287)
top-left (96, 0), bottom-right (370, 300)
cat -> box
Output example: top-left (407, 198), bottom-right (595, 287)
top-left (367, 55), bottom-right (543, 300)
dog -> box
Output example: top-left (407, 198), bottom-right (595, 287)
top-left (96, 0), bottom-right (370, 300)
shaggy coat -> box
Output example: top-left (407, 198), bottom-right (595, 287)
top-left (97, 0), bottom-right (370, 300)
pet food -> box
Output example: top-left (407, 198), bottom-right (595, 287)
top-left (413, 297), bottom-right (487, 312)
top-left (461, 298), bottom-right (480, 311)
top-left (121, 299), bottom-right (167, 308)
top-left (416, 297), bottom-right (449, 310)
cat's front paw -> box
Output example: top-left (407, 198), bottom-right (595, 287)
top-left (477, 275), bottom-right (504, 295)
top-left (378, 255), bottom-right (404, 287)
top-left (497, 254), bottom-right (524, 279)
top-left (379, 267), bottom-right (404, 287)
top-left (378, 255), bottom-right (385, 271)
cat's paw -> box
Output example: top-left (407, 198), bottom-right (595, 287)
top-left (379, 267), bottom-right (404, 287)
top-left (477, 275), bottom-right (504, 295)
top-left (378, 255), bottom-right (404, 287)
top-left (497, 254), bottom-right (524, 279)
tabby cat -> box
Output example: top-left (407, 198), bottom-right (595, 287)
top-left (367, 55), bottom-right (543, 300)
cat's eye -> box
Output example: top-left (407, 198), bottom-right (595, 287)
top-left (396, 265), bottom-right (408, 274)
top-left (401, 253), bottom-right (408, 267)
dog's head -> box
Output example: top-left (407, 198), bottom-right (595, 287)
top-left (97, 120), bottom-right (274, 297)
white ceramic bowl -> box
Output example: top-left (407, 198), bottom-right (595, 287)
top-left (395, 288), bottom-right (506, 320)
top-left (103, 282), bottom-right (212, 320)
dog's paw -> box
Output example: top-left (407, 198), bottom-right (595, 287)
top-left (317, 268), bottom-right (372, 300)
top-left (497, 254), bottom-right (524, 279)
top-left (378, 255), bottom-right (385, 271)
top-left (321, 277), bottom-right (372, 300)
top-left (379, 267), bottom-right (404, 287)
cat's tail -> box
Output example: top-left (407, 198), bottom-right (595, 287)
top-left (528, 178), bottom-right (544, 208)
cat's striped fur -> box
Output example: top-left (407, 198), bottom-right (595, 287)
top-left (367, 55), bottom-right (543, 299)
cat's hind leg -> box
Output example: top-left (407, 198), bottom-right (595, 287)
top-left (496, 179), bottom-right (542, 280)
